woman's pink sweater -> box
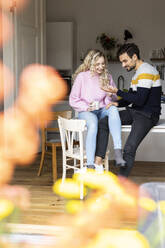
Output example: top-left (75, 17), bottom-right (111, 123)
top-left (69, 70), bottom-right (117, 112)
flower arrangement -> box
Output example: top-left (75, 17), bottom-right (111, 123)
top-left (96, 30), bottom-right (133, 61)
top-left (96, 33), bottom-right (117, 51)
top-left (53, 170), bottom-right (162, 248)
top-left (96, 33), bottom-right (118, 60)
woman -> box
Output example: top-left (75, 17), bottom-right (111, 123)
top-left (69, 50), bottom-right (125, 172)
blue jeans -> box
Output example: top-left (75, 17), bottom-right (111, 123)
top-left (78, 106), bottom-right (122, 165)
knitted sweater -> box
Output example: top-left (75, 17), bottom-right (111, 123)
top-left (117, 62), bottom-right (162, 118)
top-left (69, 70), bottom-right (117, 112)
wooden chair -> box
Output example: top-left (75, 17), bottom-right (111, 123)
top-left (38, 111), bottom-right (72, 181)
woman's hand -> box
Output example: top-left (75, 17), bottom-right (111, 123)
top-left (105, 102), bottom-right (118, 109)
top-left (87, 106), bottom-right (95, 111)
top-left (101, 86), bottom-right (118, 94)
top-left (87, 101), bottom-right (99, 111)
top-left (87, 102), bottom-right (96, 111)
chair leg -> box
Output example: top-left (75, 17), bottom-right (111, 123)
top-left (38, 150), bottom-right (45, 176)
top-left (62, 155), bottom-right (67, 183)
top-left (73, 158), bottom-right (77, 174)
top-left (80, 158), bottom-right (84, 200)
top-left (52, 145), bottom-right (57, 182)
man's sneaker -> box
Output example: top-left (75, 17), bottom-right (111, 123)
top-left (94, 164), bottom-right (104, 173)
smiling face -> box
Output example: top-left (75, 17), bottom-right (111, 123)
top-left (119, 52), bottom-right (137, 72)
top-left (93, 56), bottom-right (105, 75)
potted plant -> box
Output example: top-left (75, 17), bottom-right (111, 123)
top-left (96, 33), bottom-right (118, 61)
top-left (96, 30), bottom-right (133, 61)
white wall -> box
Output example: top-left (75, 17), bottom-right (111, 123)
top-left (46, 0), bottom-right (165, 94)
top-left (46, 0), bottom-right (165, 73)
top-left (46, 22), bottom-right (74, 71)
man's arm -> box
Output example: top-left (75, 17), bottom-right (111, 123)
top-left (118, 97), bottom-right (131, 107)
top-left (102, 85), bottom-right (151, 107)
top-left (117, 87), bottom-right (150, 106)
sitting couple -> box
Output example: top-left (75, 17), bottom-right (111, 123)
top-left (69, 43), bottom-right (161, 177)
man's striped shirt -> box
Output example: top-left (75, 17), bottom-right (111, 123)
top-left (117, 62), bottom-right (162, 118)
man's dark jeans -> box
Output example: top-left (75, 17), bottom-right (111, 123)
top-left (95, 108), bottom-right (159, 177)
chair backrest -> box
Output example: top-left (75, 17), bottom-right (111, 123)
top-left (42, 111), bottom-right (72, 143)
top-left (58, 117), bottom-right (86, 157)
top-left (46, 111), bottom-right (72, 130)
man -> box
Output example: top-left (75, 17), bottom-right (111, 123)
top-left (95, 43), bottom-right (162, 177)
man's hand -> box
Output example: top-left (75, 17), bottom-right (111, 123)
top-left (101, 86), bottom-right (118, 94)
top-left (106, 102), bottom-right (118, 109)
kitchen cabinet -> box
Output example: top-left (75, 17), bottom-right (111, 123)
top-left (134, 103), bottom-right (165, 162)
top-left (107, 104), bottom-right (165, 162)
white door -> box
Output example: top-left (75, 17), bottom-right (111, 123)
top-left (3, 0), bottom-right (46, 108)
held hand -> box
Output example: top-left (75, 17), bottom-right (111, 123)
top-left (101, 86), bottom-right (118, 94)
top-left (87, 103), bottom-right (96, 111)
top-left (105, 102), bottom-right (118, 109)
top-left (87, 106), bottom-right (95, 111)
top-left (88, 101), bottom-right (99, 111)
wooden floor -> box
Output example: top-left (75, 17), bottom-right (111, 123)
top-left (10, 148), bottom-right (165, 226)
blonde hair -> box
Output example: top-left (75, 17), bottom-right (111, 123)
top-left (72, 50), bottom-right (110, 88)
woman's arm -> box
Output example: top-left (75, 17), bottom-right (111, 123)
top-left (103, 74), bottom-right (118, 106)
top-left (69, 74), bottom-right (89, 112)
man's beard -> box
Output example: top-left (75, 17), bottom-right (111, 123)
top-left (126, 65), bottom-right (136, 72)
